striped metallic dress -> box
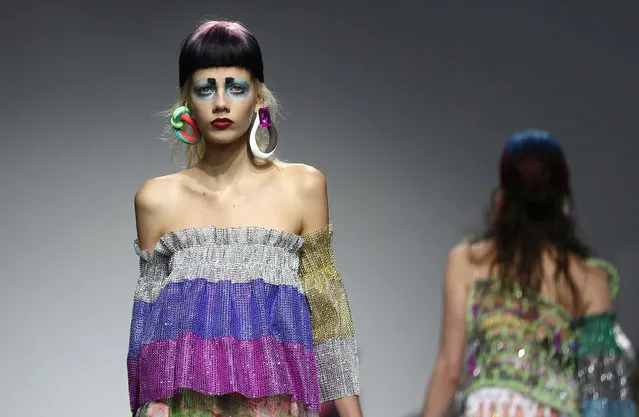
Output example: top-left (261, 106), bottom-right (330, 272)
top-left (126, 225), bottom-right (359, 417)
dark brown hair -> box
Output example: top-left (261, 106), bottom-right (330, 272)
top-left (475, 130), bottom-right (591, 312)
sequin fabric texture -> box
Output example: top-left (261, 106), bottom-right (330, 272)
top-left (126, 225), bottom-right (359, 416)
top-left (456, 258), bottom-right (636, 417)
top-left (299, 226), bottom-right (359, 402)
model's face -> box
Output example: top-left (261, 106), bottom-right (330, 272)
top-left (187, 66), bottom-right (262, 144)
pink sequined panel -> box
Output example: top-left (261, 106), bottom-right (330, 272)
top-left (128, 333), bottom-right (319, 410)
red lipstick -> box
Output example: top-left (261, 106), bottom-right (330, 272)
top-left (212, 118), bottom-right (233, 129)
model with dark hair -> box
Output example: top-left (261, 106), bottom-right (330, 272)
top-left (420, 130), bottom-right (636, 417)
top-left (126, 20), bottom-right (361, 417)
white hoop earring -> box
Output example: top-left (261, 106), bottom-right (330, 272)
top-left (249, 106), bottom-right (278, 159)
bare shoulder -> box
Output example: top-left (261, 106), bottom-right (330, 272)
top-left (446, 242), bottom-right (474, 278)
top-left (134, 173), bottom-right (184, 211)
top-left (571, 257), bottom-right (613, 315)
top-left (276, 162), bottom-right (329, 234)
top-left (463, 239), bottom-right (496, 275)
top-left (436, 243), bottom-right (477, 301)
top-left (567, 257), bottom-right (611, 292)
top-left (277, 162), bottom-right (327, 197)
top-left (134, 173), bottom-right (186, 250)
top-left (465, 239), bottom-right (495, 259)
top-left (445, 239), bottom-right (497, 289)
top-left (449, 241), bottom-right (471, 261)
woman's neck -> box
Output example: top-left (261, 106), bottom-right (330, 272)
top-left (194, 137), bottom-right (257, 189)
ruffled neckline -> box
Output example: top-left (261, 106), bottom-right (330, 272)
top-left (133, 225), bottom-right (305, 262)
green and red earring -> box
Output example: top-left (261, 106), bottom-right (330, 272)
top-left (170, 104), bottom-right (202, 145)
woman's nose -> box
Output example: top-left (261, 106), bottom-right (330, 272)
top-left (212, 92), bottom-right (230, 112)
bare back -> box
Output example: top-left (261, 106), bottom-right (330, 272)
top-left (465, 240), bottom-right (613, 317)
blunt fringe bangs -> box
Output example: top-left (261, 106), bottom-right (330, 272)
top-left (178, 21), bottom-right (264, 89)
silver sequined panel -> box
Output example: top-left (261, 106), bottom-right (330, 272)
top-left (578, 353), bottom-right (634, 401)
top-left (133, 226), bottom-right (305, 303)
top-left (314, 338), bottom-right (360, 402)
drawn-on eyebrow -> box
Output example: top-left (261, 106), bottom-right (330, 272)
top-left (225, 77), bottom-right (250, 85)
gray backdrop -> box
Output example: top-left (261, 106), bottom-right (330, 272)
top-left (1, 1), bottom-right (637, 416)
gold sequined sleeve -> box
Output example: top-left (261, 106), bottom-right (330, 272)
top-left (299, 224), bottom-right (360, 402)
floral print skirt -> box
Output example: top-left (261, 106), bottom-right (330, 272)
top-left (135, 390), bottom-right (318, 417)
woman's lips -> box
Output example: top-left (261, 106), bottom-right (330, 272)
top-left (211, 118), bottom-right (233, 129)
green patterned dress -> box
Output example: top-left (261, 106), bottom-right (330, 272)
top-left (452, 258), bottom-right (636, 417)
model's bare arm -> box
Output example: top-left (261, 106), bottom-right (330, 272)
top-left (298, 166), bottom-right (363, 417)
top-left (422, 245), bottom-right (470, 417)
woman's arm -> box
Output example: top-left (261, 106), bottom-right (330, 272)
top-left (129, 178), bottom-right (175, 414)
top-left (576, 259), bottom-right (636, 417)
top-left (421, 245), bottom-right (471, 417)
top-left (297, 165), bottom-right (363, 417)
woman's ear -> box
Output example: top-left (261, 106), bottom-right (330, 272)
top-left (254, 83), bottom-right (265, 111)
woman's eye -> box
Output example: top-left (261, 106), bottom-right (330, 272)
top-left (198, 87), bottom-right (214, 95)
top-left (229, 86), bottom-right (246, 95)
